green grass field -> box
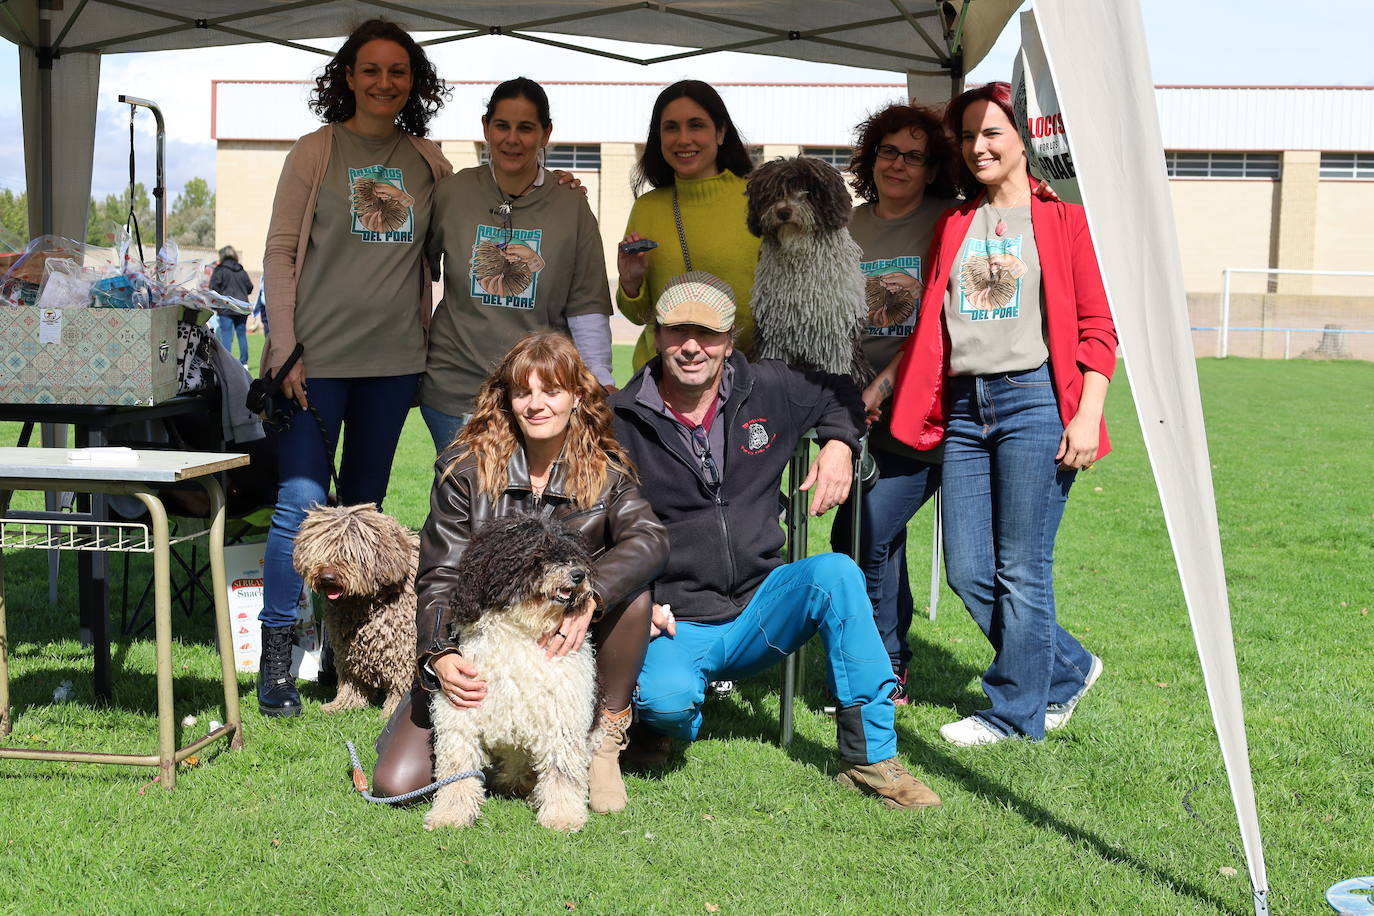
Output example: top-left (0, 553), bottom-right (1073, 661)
top-left (1, 347), bottom-right (1370, 915)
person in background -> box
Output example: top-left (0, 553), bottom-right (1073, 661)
top-left (869, 81), bottom-right (1116, 746)
top-left (616, 80), bottom-right (759, 370)
top-left (421, 77), bottom-right (614, 451)
top-left (829, 102), bottom-right (959, 706)
top-left (375, 332), bottom-right (668, 814)
top-left (610, 272), bottom-right (942, 811)
top-left (209, 245), bottom-right (253, 366)
top-left (256, 18), bottom-right (452, 717)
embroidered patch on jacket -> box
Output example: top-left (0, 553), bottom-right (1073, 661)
top-left (739, 418), bottom-right (776, 455)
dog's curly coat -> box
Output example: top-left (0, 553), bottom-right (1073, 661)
top-left (292, 503), bottom-right (418, 717)
top-left (746, 156), bottom-right (873, 384)
top-left (426, 514), bottom-right (600, 833)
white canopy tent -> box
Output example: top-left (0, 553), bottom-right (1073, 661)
top-left (3, 2), bottom-right (1269, 912)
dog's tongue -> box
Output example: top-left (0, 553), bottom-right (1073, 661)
top-left (324, 584), bottom-right (345, 601)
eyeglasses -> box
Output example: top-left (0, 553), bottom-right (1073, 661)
top-left (689, 425), bottom-right (721, 491)
top-left (875, 145), bottom-right (929, 167)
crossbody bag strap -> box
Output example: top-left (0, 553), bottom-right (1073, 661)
top-left (671, 185), bottom-right (693, 272)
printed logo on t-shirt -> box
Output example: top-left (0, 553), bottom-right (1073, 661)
top-left (861, 255), bottom-right (922, 337)
top-left (469, 225), bottom-right (546, 310)
top-left (348, 166), bottom-right (415, 243)
top-left (958, 235), bottom-right (1028, 321)
top-left (738, 418), bottom-right (776, 455)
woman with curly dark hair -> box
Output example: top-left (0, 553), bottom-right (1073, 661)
top-left (615, 80), bottom-right (759, 368)
top-left (828, 102), bottom-right (958, 705)
top-left (255, 19), bottom-right (452, 718)
top-left (372, 332), bottom-right (668, 815)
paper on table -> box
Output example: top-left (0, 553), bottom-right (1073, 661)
top-left (67, 446), bottom-right (140, 465)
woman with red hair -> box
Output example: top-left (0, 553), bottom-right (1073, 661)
top-left (866, 82), bottom-right (1117, 746)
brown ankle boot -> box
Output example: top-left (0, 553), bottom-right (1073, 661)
top-left (836, 757), bottom-right (941, 811)
top-left (588, 707), bottom-right (631, 814)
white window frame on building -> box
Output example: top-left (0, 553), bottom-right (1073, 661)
top-left (1165, 151), bottom-right (1281, 179)
top-left (1319, 152), bottom-right (1374, 179)
top-left (546, 144), bottom-right (602, 170)
top-left (802, 146), bottom-right (853, 170)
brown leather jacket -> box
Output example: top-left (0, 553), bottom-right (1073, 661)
top-left (414, 446), bottom-right (669, 670)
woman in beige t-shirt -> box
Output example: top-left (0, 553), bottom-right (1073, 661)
top-left (256, 19), bottom-right (452, 718)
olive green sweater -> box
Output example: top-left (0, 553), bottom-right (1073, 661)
top-left (615, 170), bottom-right (760, 368)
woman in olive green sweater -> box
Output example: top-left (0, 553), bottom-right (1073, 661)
top-left (616, 80), bottom-right (760, 369)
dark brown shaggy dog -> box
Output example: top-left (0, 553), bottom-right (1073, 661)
top-left (746, 156), bottom-right (872, 383)
top-left (292, 503), bottom-right (417, 716)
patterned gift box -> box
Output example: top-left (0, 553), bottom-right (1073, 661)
top-left (1, 305), bottom-right (180, 406)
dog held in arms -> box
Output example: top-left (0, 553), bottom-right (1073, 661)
top-left (292, 503), bottom-right (417, 716)
top-left (426, 514), bottom-right (600, 833)
top-left (746, 155), bottom-right (879, 385)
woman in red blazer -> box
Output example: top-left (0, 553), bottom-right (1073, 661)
top-left (866, 82), bottom-right (1117, 746)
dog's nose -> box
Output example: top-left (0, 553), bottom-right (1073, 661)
top-left (777, 207), bottom-right (792, 222)
top-left (570, 568), bottom-right (586, 586)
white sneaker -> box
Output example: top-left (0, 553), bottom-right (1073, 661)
top-left (939, 715), bottom-right (1008, 746)
top-left (1045, 654), bottom-right (1104, 731)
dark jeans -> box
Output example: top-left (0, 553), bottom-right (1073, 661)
top-left (940, 363), bottom-right (1094, 739)
top-left (260, 374), bottom-right (419, 627)
top-left (830, 446), bottom-right (941, 674)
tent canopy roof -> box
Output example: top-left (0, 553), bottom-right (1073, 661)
top-left (1, 0), bottom-right (1018, 76)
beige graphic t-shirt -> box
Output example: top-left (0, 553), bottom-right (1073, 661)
top-left (294, 124), bottom-right (435, 377)
top-left (943, 203), bottom-right (1048, 376)
top-left (849, 197), bottom-right (952, 460)
top-left (421, 166), bottom-right (610, 413)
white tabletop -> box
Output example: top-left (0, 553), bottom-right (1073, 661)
top-left (0, 447), bottom-right (249, 484)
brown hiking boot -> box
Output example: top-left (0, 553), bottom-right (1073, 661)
top-left (621, 719), bottom-right (672, 769)
top-left (589, 707), bottom-right (632, 814)
top-left (836, 757), bottom-right (941, 811)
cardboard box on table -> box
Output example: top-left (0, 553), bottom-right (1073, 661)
top-left (224, 542), bottom-right (324, 680)
top-left (0, 304), bottom-right (180, 406)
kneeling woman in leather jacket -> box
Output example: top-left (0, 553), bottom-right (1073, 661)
top-left (373, 331), bottom-right (668, 813)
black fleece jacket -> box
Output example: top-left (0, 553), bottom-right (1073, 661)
top-left (611, 352), bottom-right (863, 623)
top-left (209, 258), bottom-right (254, 304)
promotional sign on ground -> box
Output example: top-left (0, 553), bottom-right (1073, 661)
top-left (224, 541), bottom-right (323, 680)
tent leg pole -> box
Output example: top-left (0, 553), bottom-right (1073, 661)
top-left (1252, 888), bottom-right (1269, 916)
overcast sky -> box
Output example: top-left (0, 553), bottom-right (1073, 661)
top-left (0, 0), bottom-right (1368, 202)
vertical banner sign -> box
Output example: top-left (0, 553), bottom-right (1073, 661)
top-left (1012, 13), bottom-right (1081, 204)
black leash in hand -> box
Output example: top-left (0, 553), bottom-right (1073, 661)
top-left (245, 343), bottom-right (341, 495)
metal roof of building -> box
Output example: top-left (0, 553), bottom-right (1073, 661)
top-left (213, 81), bottom-right (1374, 151)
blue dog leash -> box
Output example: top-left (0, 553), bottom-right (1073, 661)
top-left (345, 740), bottom-right (484, 805)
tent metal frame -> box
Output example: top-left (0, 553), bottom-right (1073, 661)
top-left (30, 0), bottom-right (965, 73)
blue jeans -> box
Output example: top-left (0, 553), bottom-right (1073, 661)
top-left (940, 363), bottom-right (1094, 739)
top-left (260, 374), bottom-right (419, 627)
top-left (830, 447), bottom-right (941, 674)
top-left (215, 313), bottom-right (249, 366)
top-left (419, 403), bottom-right (470, 453)
top-left (634, 554), bottom-right (898, 764)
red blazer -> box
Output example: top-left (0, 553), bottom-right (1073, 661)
top-left (889, 192), bottom-right (1119, 460)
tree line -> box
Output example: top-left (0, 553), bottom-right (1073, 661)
top-left (0, 177), bottom-right (216, 250)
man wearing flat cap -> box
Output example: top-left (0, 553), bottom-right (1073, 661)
top-left (610, 271), bottom-right (941, 811)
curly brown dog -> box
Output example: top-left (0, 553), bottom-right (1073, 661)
top-left (293, 503), bottom-right (417, 716)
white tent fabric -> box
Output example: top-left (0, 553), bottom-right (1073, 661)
top-left (1026, 3), bottom-right (1269, 913)
top-left (18, 46), bottom-right (100, 238)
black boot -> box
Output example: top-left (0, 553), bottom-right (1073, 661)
top-left (257, 625), bottom-right (302, 717)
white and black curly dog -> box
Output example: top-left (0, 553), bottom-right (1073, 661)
top-left (426, 514), bottom-right (600, 833)
top-left (293, 503), bottom-right (418, 717)
top-left (747, 155), bottom-right (876, 384)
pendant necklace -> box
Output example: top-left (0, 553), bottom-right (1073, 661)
top-left (989, 189), bottom-right (1029, 238)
